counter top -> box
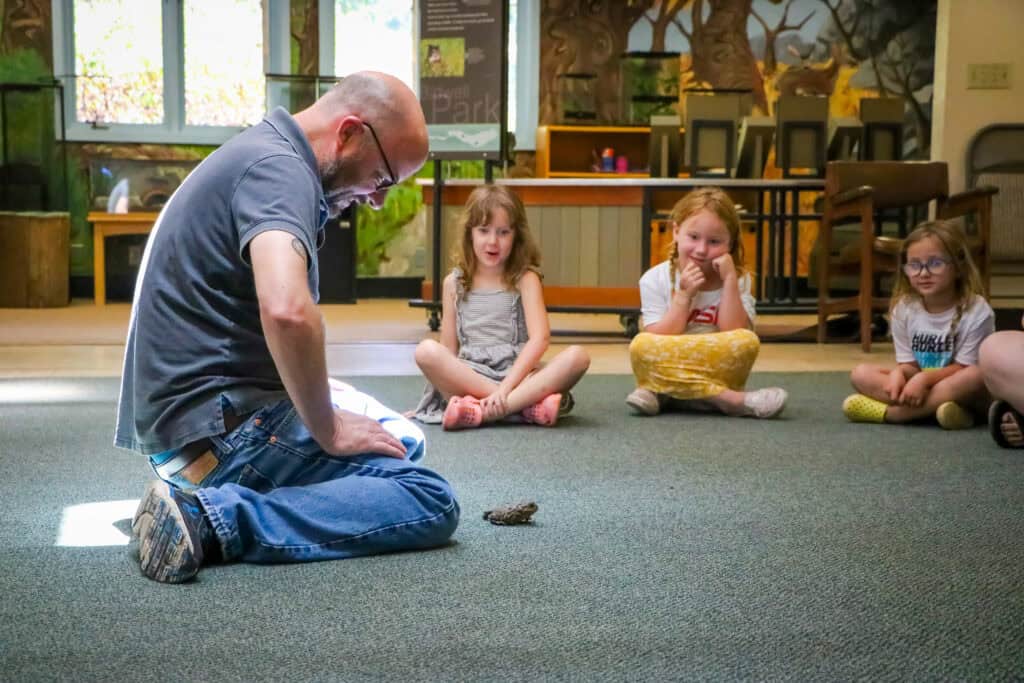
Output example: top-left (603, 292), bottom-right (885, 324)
top-left (416, 177), bottom-right (825, 188)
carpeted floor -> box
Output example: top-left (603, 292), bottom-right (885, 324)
top-left (1, 374), bottom-right (1022, 681)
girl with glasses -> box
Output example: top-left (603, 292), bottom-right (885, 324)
top-left (844, 220), bottom-right (994, 429)
top-left (411, 185), bottom-right (590, 429)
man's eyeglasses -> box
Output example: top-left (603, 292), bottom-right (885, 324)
top-left (362, 121), bottom-right (396, 193)
top-left (902, 256), bottom-right (950, 277)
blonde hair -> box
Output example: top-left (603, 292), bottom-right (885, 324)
top-left (891, 219), bottom-right (985, 353)
top-left (451, 184), bottom-right (542, 293)
top-left (666, 187), bottom-right (746, 293)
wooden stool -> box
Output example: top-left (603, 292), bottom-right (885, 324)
top-left (0, 211), bottom-right (69, 307)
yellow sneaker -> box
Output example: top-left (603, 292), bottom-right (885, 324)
top-left (936, 401), bottom-right (973, 430)
top-left (842, 394), bottom-right (888, 423)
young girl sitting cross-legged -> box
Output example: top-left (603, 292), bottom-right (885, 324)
top-left (412, 184), bottom-right (590, 430)
top-left (627, 187), bottom-right (788, 419)
top-left (844, 219), bottom-right (994, 429)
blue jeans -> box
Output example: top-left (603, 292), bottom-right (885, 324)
top-left (154, 399), bottom-right (459, 564)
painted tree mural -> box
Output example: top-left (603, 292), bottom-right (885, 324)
top-left (814, 0), bottom-right (935, 157)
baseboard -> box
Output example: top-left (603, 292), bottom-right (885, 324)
top-left (356, 276), bottom-right (422, 299)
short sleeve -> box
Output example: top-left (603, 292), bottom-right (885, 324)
top-left (639, 263), bottom-right (671, 328)
top-left (891, 301), bottom-right (914, 363)
top-left (232, 154), bottom-right (321, 265)
top-left (953, 298), bottom-right (996, 366)
top-left (738, 274), bottom-right (757, 327)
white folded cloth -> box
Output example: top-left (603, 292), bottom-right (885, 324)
top-left (329, 379), bottom-right (426, 462)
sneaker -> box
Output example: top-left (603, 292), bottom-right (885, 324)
top-left (132, 480), bottom-right (216, 584)
top-left (558, 391), bottom-right (575, 418)
top-left (936, 401), bottom-right (973, 430)
top-left (626, 388), bottom-right (663, 416)
top-left (742, 387), bottom-right (788, 419)
top-left (842, 393), bottom-right (887, 423)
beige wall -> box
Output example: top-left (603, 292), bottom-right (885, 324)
top-left (933, 0), bottom-right (1024, 193)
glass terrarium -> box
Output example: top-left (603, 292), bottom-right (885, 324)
top-left (619, 51), bottom-right (680, 125)
top-left (557, 73), bottom-right (597, 124)
top-left (88, 158), bottom-right (200, 212)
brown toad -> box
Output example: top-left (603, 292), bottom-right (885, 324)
top-left (483, 502), bottom-right (538, 525)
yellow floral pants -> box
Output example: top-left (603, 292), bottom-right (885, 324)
top-left (629, 329), bottom-right (761, 399)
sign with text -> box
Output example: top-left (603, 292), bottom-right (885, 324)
top-left (418, 0), bottom-right (506, 159)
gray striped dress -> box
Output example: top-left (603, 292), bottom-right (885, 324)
top-left (413, 267), bottom-right (528, 423)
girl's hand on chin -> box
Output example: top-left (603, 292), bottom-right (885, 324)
top-left (712, 254), bottom-right (736, 280)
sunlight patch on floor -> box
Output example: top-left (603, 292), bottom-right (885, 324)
top-left (55, 499), bottom-right (139, 547)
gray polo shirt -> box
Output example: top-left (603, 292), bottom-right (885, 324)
top-left (115, 107), bottom-right (328, 455)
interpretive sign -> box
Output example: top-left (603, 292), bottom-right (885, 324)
top-left (418, 0), bottom-right (507, 159)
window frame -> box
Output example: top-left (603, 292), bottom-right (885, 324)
top-left (52, 0), bottom-right (282, 145)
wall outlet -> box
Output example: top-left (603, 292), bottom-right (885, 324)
top-left (967, 63), bottom-right (1012, 89)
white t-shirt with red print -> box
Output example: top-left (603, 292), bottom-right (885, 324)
top-left (639, 260), bottom-right (757, 334)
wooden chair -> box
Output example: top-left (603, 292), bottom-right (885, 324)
top-left (816, 160), bottom-right (997, 351)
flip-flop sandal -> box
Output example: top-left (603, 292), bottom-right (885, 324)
top-left (988, 400), bottom-right (1024, 449)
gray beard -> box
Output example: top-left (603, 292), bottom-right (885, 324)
top-left (320, 158), bottom-right (358, 217)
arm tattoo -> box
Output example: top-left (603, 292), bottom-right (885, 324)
top-left (290, 238), bottom-right (308, 265)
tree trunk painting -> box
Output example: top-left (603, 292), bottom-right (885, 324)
top-left (0, 0), bottom-right (52, 69)
top-left (647, 0), bottom-right (688, 52)
top-left (690, 0), bottom-right (767, 112)
top-left (539, 0), bottom-right (649, 126)
top-left (290, 0), bottom-right (319, 76)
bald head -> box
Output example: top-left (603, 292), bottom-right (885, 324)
top-left (303, 71), bottom-right (429, 181)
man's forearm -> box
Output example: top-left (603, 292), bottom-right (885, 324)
top-left (261, 302), bottom-right (335, 443)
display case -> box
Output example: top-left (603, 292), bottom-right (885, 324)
top-left (619, 52), bottom-right (680, 125)
top-left (88, 158), bottom-right (200, 212)
top-left (556, 73), bottom-right (597, 124)
top-left (0, 81), bottom-right (67, 212)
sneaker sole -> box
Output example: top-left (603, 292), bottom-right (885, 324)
top-left (625, 395), bottom-right (660, 416)
top-left (132, 480), bottom-right (201, 584)
top-left (936, 402), bottom-right (973, 430)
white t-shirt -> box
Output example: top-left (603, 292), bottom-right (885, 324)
top-left (891, 294), bottom-right (995, 369)
top-left (638, 260), bottom-right (757, 333)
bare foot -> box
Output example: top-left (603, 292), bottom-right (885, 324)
top-left (1001, 412), bottom-right (1024, 447)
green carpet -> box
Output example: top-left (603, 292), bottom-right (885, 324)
top-left (1, 374), bottom-right (1022, 681)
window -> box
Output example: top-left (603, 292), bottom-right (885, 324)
top-left (53, 0), bottom-right (274, 144)
top-left (183, 1), bottom-right (265, 127)
top-left (332, 0), bottom-right (414, 89)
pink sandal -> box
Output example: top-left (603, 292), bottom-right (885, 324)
top-left (521, 393), bottom-right (562, 427)
top-left (442, 396), bottom-right (483, 430)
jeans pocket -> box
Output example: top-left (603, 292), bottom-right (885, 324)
top-left (237, 463), bottom-right (277, 494)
